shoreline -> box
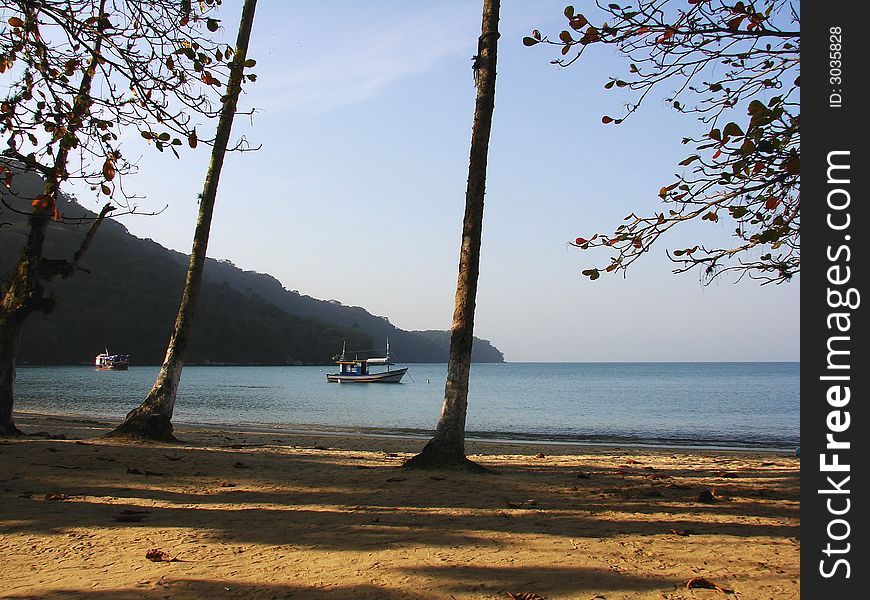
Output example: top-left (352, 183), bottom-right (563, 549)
top-left (17, 410), bottom-right (796, 454)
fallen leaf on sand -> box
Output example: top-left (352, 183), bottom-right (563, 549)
top-left (534, 452), bottom-right (546, 459)
top-left (697, 489), bottom-right (728, 503)
top-left (145, 549), bottom-right (182, 562)
top-left (685, 576), bottom-right (734, 593)
top-left (507, 592), bottom-right (547, 600)
top-left (44, 492), bottom-right (66, 501)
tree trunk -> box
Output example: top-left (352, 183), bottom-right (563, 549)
top-left (0, 312), bottom-right (26, 436)
top-left (108, 0), bottom-right (258, 442)
top-left (0, 2), bottom-right (107, 436)
top-left (404, 0), bottom-right (499, 471)
top-left (0, 206), bottom-right (49, 436)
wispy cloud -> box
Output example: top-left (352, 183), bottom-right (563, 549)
top-left (248, 4), bottom-right (480, 114)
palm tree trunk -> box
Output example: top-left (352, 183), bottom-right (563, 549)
top-left (108, 0), bottom-right (258, 441)
top-left (404, 0), bottom-right (500, 470)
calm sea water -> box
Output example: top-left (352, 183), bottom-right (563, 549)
top-left (15, 362), bottom-right (799, 450)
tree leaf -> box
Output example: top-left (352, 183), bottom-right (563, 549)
top-left (722, 122), bottom-right (743, 138)
top-left (102, 159), bottom-right (115, 181)
top-left (570, 14), bottom-right (588, 29)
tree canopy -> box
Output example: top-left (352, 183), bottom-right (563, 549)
top-left (527, 0), bottom-right (799, 284)
top-left (0, 0), bottom-right (253, 214)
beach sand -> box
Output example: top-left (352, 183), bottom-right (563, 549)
top-left (2, 413), bottom-right (799, 599)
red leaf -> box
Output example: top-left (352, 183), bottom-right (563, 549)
top-left (102, 158), bottom-right (115, 182)
top-left (685, 577), bottom-right (734, 593)
top-left (145, 549), bottom-right (181, 562)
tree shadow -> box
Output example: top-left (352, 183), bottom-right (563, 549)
top-left (0, 436), bottom-right (800, 549)
top-left (6, 580), bottom-right (429, 600)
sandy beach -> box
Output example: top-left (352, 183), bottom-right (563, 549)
top-left (2, 412), bottom-right (799, 599)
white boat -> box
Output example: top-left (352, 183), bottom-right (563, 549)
top-left (95, 351), bottom-right (130, 370)
top-left (326, 339), bottom-right (407, 383)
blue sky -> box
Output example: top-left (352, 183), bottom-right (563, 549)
top-left (67, 1), bottom-right (799, 362)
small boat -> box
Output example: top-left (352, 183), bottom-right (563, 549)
top-left (95, 351), bottom-right (130, 371)
top-left (326, 339), bottom-right (407, 383)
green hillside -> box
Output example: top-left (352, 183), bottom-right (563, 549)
top-left (1, 170), bottom-right (504, 365)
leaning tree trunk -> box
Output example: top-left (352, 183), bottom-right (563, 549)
top-left (108, 0), bottom-right (258, 442)
top-left (404, 0), bottom-right (500, 471)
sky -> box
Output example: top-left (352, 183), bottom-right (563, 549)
top-left (65, 0), bottom-right (800, 363)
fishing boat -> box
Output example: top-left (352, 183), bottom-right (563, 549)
top-left (326, 340), bottom-right (407, 383)
top-left (94, 351), bottom-right (130, 371)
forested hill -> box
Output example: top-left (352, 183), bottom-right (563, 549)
top-left (1, 171), bottom-right (504, 365)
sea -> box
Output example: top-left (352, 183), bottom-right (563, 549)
top-left (15, 362), bottom-right (799, 451)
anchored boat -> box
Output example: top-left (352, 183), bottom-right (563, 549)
top-left (326, 340), bottom-right (407, 383)
top-left (95, 351), bottom-right (130, 371)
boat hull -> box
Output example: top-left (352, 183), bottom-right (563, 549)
top-left (327, 368), bottom-right (407, 383)
top-left (95, 364), bottom-right (128, 371)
